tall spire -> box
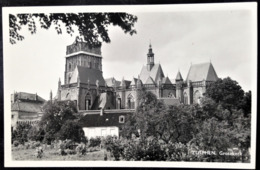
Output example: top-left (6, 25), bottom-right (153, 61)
top-left (147, 41), bottom-right (155, 71)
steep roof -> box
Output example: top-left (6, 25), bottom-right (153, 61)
top-left (145, 76), bottom-right (156, 84)
top-left (78, 112), bottom-right (132, 127)
top-left (105, 77), bottom-right (121, 87)
top-left (139, 64), bottom-right (165, 84)
top-left (11, 101), bottom-right (44, 113)
top-left (14, 92), bottom-right (45, 102)
top-left (130, 78), bottom-right (138, 86)
top-left (186, 62), bottom-right (218, 82)
top-left (120, 80), bottom-right (131, 88)
top-left (70, 65), bottom-right (106, 86)
top-left (176, 71), bottom-right (183, 80)
top-left (162, 77), bottom-right (172, 84)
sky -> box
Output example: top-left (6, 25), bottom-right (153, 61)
top-left (4, 4), bottom-right (257, 101)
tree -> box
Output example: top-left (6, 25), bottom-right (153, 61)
top-left (39, 100), bottom-right (77, 144)
top-left (57, 120), bottom-right (86, 143)
top-left (28, 126), bottom-right (45, 142)
top-left (205, 77), bottom-right (245, 111)
top-left (9, 13), bottom-right (137, 46)
top-left (122, 89), bottom-right (194, 144)
top-left (12, 123), bottom-right (32, 144)
top-left (240, 91), bottom-right (251, 117)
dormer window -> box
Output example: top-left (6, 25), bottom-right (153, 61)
top-left (119, 115), bottom-right (125, 123)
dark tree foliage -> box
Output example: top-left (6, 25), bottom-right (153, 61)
top-left (57, 120), bottom-right (86, 143)
top-left (122, 89), bottom-right (194, 144)
top-left (12, 123), bottom-right (32, 144)
top-left (205, 77), bottom-right (245, 111)
top-left (39, 100), bottom-right (77, 144)
top-left (28, 126), bottom-right (45, 142)
top-left (9, 13), bottom-right (137, 46)
top-left (241, 91), bottom-right (251, 117)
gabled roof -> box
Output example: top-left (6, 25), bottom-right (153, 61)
top-left (145, 76), bottom-right (156, 84)
top-left (176, 71), bottom-right (183, 80)
top-left (120, 80), bottom-right (131, 88)
top-left (162, 77), bottom-right (172, 84)
top-left (70, 65), bottom-right (106, 86)
top-left (130, 78), bottom-right (138, 86)
top-left (139, 64), bottom-right (165, 84)
top-left (105, 77), bottom-right (121, 87)
top-left (11, 101), bottom-right (44, 113)
top-left (14, 92), bottom-right (45, 102)
top-left (186, 62), bottom-right (218, 82)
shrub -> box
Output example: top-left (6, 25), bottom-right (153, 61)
top-left (34, 141), bottom-right (41, 148)
top-left (35, 146), bottom-right (44, 159)
top-left (65, 149), bottom-right (77, 155)
top-left (13, 141), bottom-right (19, 147)
top-left (25, 142), bottom-right (30, 149)
top-left (75, 143), bottom-right (86, 155)
top-left (64, 139), bottom-right (73, 149)
top-left (89, 137), bottom-right (101, 147)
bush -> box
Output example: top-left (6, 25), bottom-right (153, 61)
top-left (34, 141), bottom-right (41, 148)
top-left (89, 137), bottom-right (101, 147)
top-left (122, 137), bottom-right (167, 161)
top-left (13, 141), bottom-right (19, 147)
top-left (75, 143), bottom-right (86, 155)
top-left (65, 149), bottom-right (77, 155)
top-left (35, 146), bottom-right (44, 159)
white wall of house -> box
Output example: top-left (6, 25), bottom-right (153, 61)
top-left (83, 126), bottom-right (119, 139)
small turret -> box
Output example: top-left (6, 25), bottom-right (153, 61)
top-left (121, 77), bottom-right (126, 89)
top-left (137, 75), bottom-right (142, 89)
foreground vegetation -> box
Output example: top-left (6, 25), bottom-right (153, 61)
top-left (12, 77), bottom-right (251, 162)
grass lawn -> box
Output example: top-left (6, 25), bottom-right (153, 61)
top-left (12, 147), bottom-right (113, 161)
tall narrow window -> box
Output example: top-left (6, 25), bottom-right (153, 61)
top-left (127, 94), bottom-right (135, 109)
top-left (184, 92), bottom-right (188, 105)
top-left (85, 93), bottom-right (91, 110)
top-left (117, 98), bottom-right (121, 109)
top-left (193, 91), bottom-right (201, 104)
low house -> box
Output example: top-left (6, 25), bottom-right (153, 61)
top-left (11, 92), bottom-right (46, 132)
top-left (78, 109), bottom-right (134, 139)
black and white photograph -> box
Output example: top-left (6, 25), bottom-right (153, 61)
top-left (3, 2), bottom-right (257, 169)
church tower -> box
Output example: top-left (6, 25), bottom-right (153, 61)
top-left (64, 37), bottom-right (103, 84)
top-left (147, 43), bottom-right (154, 71)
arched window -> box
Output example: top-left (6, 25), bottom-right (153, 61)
top-left (184, 92), bottom-right (188, 105)
top-left (116, 94), bottom-right (121, 109)
top-left (127, 94), bottom-right (135, 109)
top-left (193, 90), bottom-right (201, 104)
top-left (68, 75), bottom-right (71, 84)
top-left (68, 63), bottom-right (72, 71)
top-left (85, 93), bottom-right (91, 110)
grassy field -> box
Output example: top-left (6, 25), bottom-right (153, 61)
top-left (12, 147), bottom-right (113, 161)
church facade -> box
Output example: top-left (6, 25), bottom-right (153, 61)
top-left (56, 39), bottom-right (218, 110)
top-left (55, 39), bottom-right (218, 138)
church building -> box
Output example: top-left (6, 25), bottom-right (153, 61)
top-left (56, 38), bottom-right (218, 138)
